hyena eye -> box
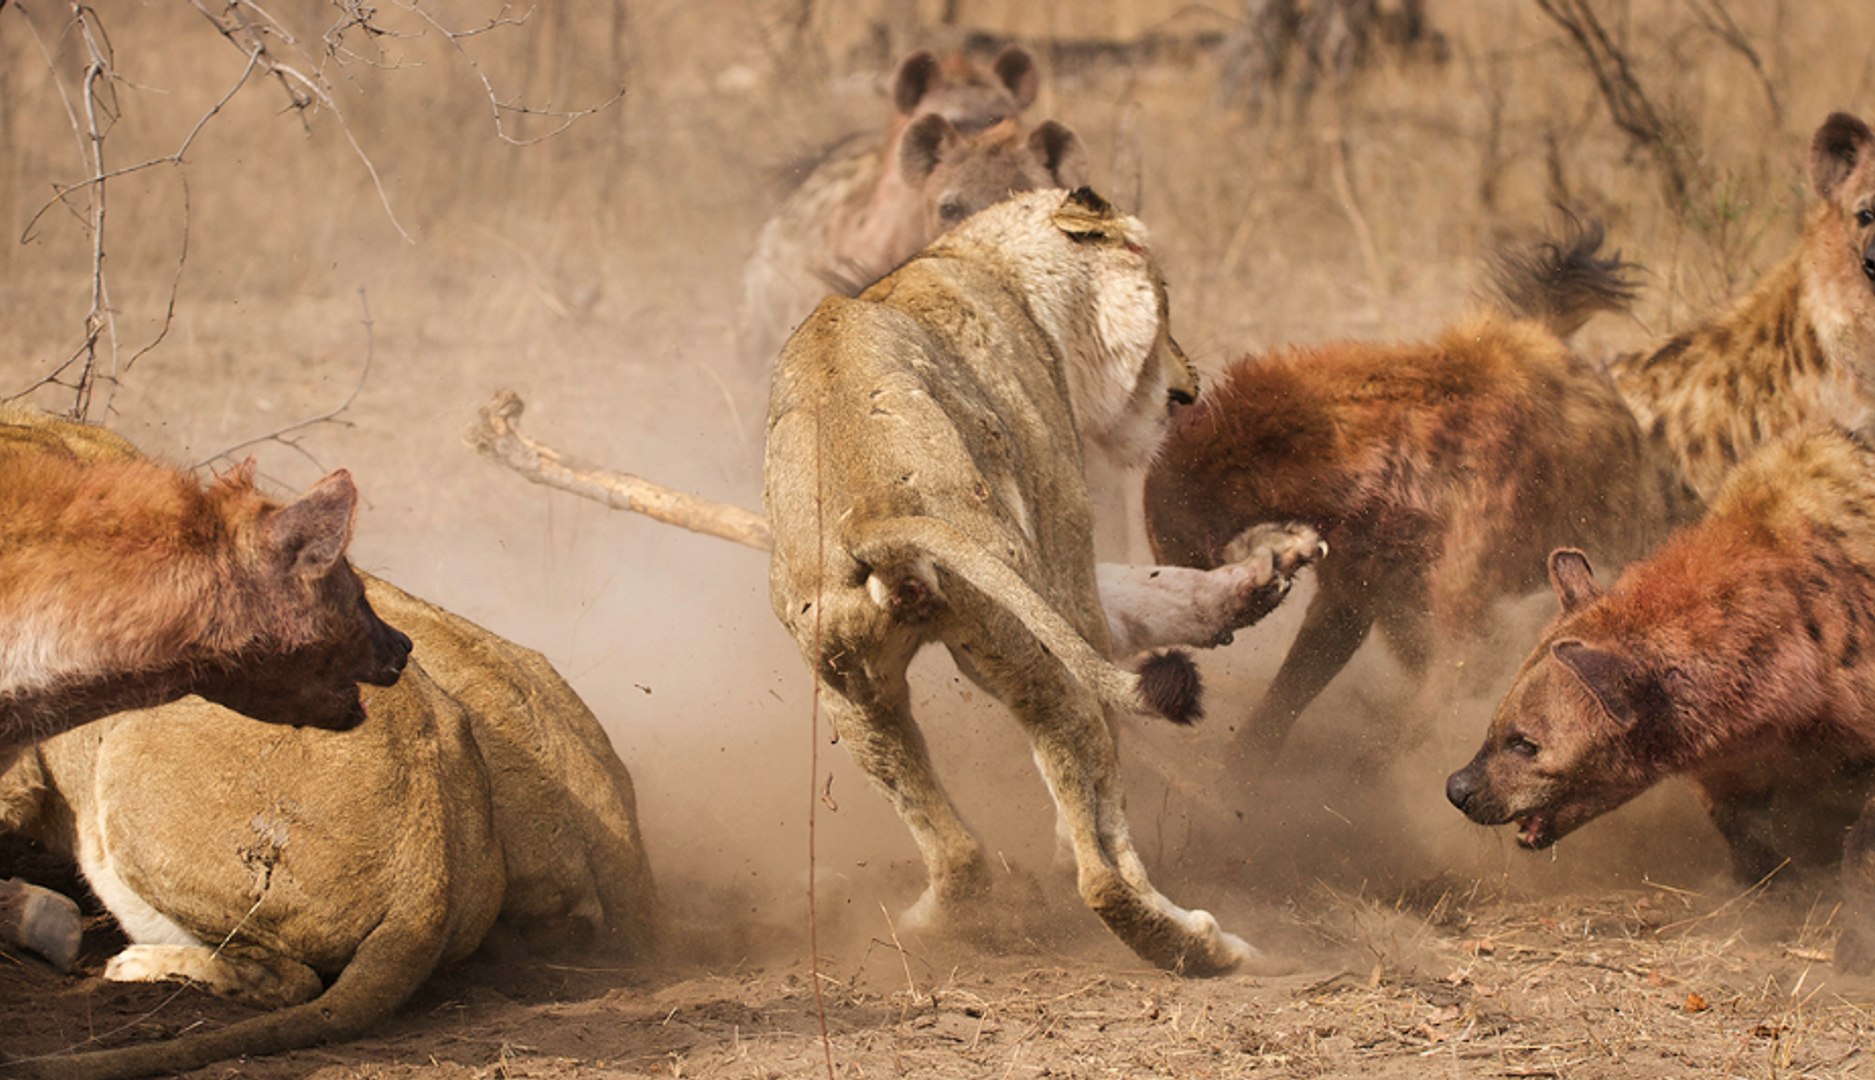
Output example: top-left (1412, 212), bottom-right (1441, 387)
top-left (1858, 208), bottom-right (1875, 228)
top-left (939, 199), bottom-right (968, 224)
top-left (1506, 734), bottom-right (1540, 757)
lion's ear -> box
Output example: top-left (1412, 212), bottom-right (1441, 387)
top-left (1052, 187), bottom-right (1123, 243)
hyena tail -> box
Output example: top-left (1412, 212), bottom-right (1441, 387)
top-left (1486, 214), bottom-right (1641, 338)
top-left (848, 516), bottom-right (1202, 725)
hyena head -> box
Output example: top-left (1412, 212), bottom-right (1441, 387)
top-left (899, 116), bottom-right (1088, 239)
top-left (197, 468), bottom-right (412, 731)
top-left (1446, 550), bottom-right (1674, 849)
top-left (1808, 113), bottom-right (1875, 336)
top-left (891, 45), bottom-right (1039, 133)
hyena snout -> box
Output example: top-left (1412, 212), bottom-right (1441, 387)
top-left (363, 622), bottom-right (414, 685)
top-left (1862, 238), bottom-right (1875, 283)
top-left (1446, 761), bottom-right (1492, 820)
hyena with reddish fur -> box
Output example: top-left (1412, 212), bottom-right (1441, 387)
top-left (738, 46), bottom-right (1088, 367)
top-left (1611, 111), bottom-right (1875, 508)
top-left (1447, 428), bottom-right (1875, 972)
top-left (1144, 222), bottom-right (1678, 768)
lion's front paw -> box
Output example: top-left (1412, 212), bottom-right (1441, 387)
top-left (1210, 523), bottom-right (1325, 641)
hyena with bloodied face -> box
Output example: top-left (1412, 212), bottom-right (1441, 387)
top-left (738, 46), bottom-right (1088, 368)
top-left (1610, 112), bottom-right (1875, 508)
top-left (1447, 427), bottom-right (1875, 971)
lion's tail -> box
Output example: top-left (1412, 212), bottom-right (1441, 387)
top-left (848, 517), bottom-right (1202, 725)
top-left (1485, 214), bottom-right (1641, 338)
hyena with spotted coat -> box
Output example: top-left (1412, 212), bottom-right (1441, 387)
top-left (1143, 223), bottom-right (1677, 769)
top-left (738, 46), bottom-right (1087, 367)
top-left (1611, 111), bottom-right (1875, 507)
top-left (1447, 428), bottom-right (1875, 972)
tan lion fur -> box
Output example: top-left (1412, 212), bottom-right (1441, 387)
top-left (1609, 112), bottom-right (1875, 507)
top-left (0, 574), bottom-right (656, 1080)
top-left (764, 187), bottom-right (1288, 976)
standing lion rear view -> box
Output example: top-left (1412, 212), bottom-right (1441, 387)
top-left (765, 187), bottom-right (1262, 974)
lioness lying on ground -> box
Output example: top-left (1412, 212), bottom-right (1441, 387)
top-left (764, 187), bottom-right (1304, 975)
top-left (0, 574), bottom-right (656, 1080)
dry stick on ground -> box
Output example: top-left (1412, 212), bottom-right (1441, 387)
top-left (466, 390), bottom-right (773, 550)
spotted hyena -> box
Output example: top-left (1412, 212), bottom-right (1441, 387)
top-left (1446, 427), bottom-right (1875, 972)
top-left (0, 406), bottom-right (411, 773)
top-left (739, 46), bottom-right (1092, 367)
top-left (1144, 221), bottom-right (1677, 769)
top-left (1610, 111), bottom-right (1875, 508)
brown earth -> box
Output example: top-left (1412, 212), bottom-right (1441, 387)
top-left (5, 2), bottom-right (1875, 1076)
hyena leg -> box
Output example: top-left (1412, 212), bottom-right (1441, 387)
top-left (967, 639), bottom-right (1263, 976)
top-left (820, 655), bottom-right (988, 934)
top-left (1690, 767), bottom-right (1788, 886)
top-left (105, 943), bottom-right (322, 1008)
top-left (1096, 523), bottom-right (1324, 654)
top-left (1236, 577), bottom-right (1378, 768)
top-left (1835, 793), bottom-right (1875, 974)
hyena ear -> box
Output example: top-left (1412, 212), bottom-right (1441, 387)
top-left (1551, 640), bottom-right (1640, 729)
top-left (1810, 112), bottom-right (1875, 201)
top-left (1548, 548), bottom-right (1603, 613)
top-left (1029, 121), bottom-right (1089, 188)
top-left (267, 469), bottom-right (359, 576)
top-left (1551, 640), bottom-right (1676, 731)
top-left (1051, 187), bottom-right (1122, 242)
top-left (992, 45), bottom-right (1040, 110)
top-left (893, 50), bottom-right (942, 116)
top-left (901, 114), bottom-right (960, 182)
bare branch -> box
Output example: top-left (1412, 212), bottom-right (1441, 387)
top-left (467, 391), bottom-right (774, 551)
top-left (1534, 0), bottom-right (1693, 205)
top-left (193, 288), bottom-right (377, 471)
top-left (399, 0), bottom-right (624, 147)
top-left (1686, 0), bottom-right (1782, 127)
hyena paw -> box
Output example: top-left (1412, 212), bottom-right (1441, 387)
top-left (1211, 523), bottom-right (1325, 640)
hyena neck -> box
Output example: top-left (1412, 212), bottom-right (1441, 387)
top-left (0, 482), bottom-right (254, 720)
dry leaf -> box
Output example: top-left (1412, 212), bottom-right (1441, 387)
top-left (1683, 992), bottom-right (1709, 1013)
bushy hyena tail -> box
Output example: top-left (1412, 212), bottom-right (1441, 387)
top-left (849, 516), bottom-right (1202, 725)
top-left (1487, 214), bottom-right (1641, 338)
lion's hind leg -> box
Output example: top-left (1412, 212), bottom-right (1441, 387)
top-left (964, 635), bottom-right (1264, 976)
top-left (815, 634), bottom-right (990, 935)
top-left (105, 943), bottom-right (324, 1008)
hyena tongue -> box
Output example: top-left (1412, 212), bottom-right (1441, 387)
top-left (1516, 813), bottom-right (1549, 849)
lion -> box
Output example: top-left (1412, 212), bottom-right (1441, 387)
top-left (764, 187), bottom-right (1305, 975)
top-left (0, 574), bottom-right (656, 1080)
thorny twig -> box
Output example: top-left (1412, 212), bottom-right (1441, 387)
top-left (399, 2), bottom-right (624, 147)
top-left (193, 288), bottom-right (376, 472)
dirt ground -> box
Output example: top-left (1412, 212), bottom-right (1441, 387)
top-left (6, 1), bottom-right (1875, 1076)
